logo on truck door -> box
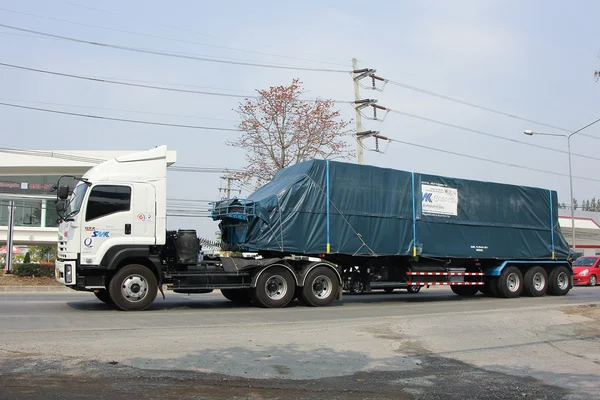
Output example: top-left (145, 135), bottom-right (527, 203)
top-left (91, 230), bottom-right (110, 238)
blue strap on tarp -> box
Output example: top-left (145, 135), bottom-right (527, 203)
top-left (549, 190), bottom-right (555, 259)
top-left (412, 172), bottom-right (417, 257)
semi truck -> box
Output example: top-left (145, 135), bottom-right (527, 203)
top-left (54, 146), bottom-right (573, 311)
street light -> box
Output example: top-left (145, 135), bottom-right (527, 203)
top-left (524, 117), bottom-right (600, 255)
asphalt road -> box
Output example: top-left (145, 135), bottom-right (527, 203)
top-left (1, 287), bottom-right (600, 399)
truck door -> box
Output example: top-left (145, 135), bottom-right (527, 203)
top-left (132, 183), bottom-right (157, 245)
top-left (81, 184), bottom-right (134, 263)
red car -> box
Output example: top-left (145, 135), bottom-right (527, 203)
top-left (572, 256), bottom-right (600, 286)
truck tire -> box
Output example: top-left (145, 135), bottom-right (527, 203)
top-left (407, 285), bottom-right (421, 293)
top-left (109, 264), bottom-right (158, 311)
top-left (487, 277), bottom-right (500, 297)
top-left (93, 289), bottom-right (113, 305)
top-left (221, 288), bottom-right (252, 304)
top-left (299, 267), bottom-right (339, 307)
top-left (384, 287), bottom-right (395, 294)
top-left (548, 266), bottom-right (571, 296)
top-left (450, 285), bottom-right (479, 296)
top-left (252, 266), bottom-right (295, 308)
top-left (523, 266), bottom-right (548, 297)
top-left (497, 266), bottom-right (523, 298)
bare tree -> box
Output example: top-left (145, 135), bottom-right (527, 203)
top-left (229, 79), bottom-right (353, 187)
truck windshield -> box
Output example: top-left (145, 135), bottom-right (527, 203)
top-left (65, 183), bottom-right (88, 218)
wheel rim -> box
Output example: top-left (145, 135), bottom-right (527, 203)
top-left (532, 272), bottom-right (546, 291)
top-left (311, 275), bottom-right (333, 299)
top-left (591, 276), bottom-right (597, 286)
top-left (121, 274), bottom-right (148, 302)
top-left (557, 272), bottom-right (568, 290)
top-left (506, 272), bottom-right (521, 292)
top-left (265, 275), bottom-right (287, 300)
top-left (410, 285), bottom-right (420, 292)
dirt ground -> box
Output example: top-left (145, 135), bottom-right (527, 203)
top-left (0, 274), bottom-right (62, 286)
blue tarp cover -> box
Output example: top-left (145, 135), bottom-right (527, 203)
top-left (217, 160), bottom-right (569, 260)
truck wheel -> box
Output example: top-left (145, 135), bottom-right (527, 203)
top-left (407, 285), bottom-right (421, 293)
top-left (384, 287), bottom-right (395, 294)
top-left (252, 266), bottom-right (295, 308)
top-left (497, 266), bottom-right (523, 298)
top-left (487, 278), bottom-right (500, 297)
top-left (109, 264), bottom-right (158, 311)
top-left (548, 266), bottom-right (571, 296)
top-left (523, 266), bottom-right (548, 297)
top-left (93, 289), bottom-right (113, 305)
top-left (450, 285), bottom-right (479, 296)
top-left (299, 267), bottom-right (339, 307)
top-left (589, 275), bottom-right (598, 286)
top-left (221, 288), bottom-right (252, 304)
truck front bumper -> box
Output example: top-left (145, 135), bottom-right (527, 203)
top-left (55, 260), bottom-right (76, 286)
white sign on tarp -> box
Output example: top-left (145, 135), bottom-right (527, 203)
top-left (421, 184), bottom-right (458, 216)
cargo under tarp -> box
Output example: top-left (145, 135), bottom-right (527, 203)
top-left (215, 160), bottom-right (569, 260)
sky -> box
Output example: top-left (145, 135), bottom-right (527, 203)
top-left (1, 0), bottom-right (600, 240)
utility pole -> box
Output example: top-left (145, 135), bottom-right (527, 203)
top-left (352, 58), bottom-right (364, 164)
top-left (5, 200), bottom-right (15, 274)
top-left (219, 175), bottom-right (240, 199)
top-left (352, 59), bottom-right (378, 165)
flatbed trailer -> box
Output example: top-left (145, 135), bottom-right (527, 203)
top-left (53, 146), bottom-right (572, 310)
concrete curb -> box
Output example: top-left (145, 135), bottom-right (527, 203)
top-left (0, 286), bottom-right (75, 293)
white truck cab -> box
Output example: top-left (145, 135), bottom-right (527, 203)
top-left (55, 146), bottom-right (170, 291)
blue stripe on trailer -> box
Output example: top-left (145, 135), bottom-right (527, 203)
top-left (484, 260), bottom-right (570, 276)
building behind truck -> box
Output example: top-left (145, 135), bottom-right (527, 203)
top-left (53, 146), bottom-right (573, 311)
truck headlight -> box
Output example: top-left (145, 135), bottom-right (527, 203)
top-left (65, 264), bottom-right (73, 283)
top-left (581, 269), bottom-right (589, 276)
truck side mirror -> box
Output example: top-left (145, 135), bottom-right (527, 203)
top-left (55, 199), bottom-right (67, 212)
top-left (57, 186), bottom-right (70, 200)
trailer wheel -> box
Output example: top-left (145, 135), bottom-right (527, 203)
top-left (487, 278), bottom-right (500, 297)
top-left (109, 264), bottom-right (158, 311)
top-left (221, 288), bottom-right (252, 304)
top-left (384, 287), bottom-right (395, 294)
top-left (299, 267), bottom-right (339, 307)
top-left (497, 266), bottom-right (523, 298)
top-left (523, 267), bottom-right (548, 297)
top-left (252, 267), bottom-right (295, 308)
top-left (450, 285), bottom-right (479, 296)
top-left (548, 266), bottom-right (571, 296)
top-left (93, 289), bottom-right (113, 305)
top-left (407, 285), bottom-right (421, 293)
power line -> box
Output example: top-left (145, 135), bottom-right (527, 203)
top-left (0, 97), bottom-right (240, 123)
top-left (0, 146), bottom-right (244, 174)
top-left (0, 24), bottom-right (351, 73)
top-left (379, 77), bottom-right (600, 141)
top-left (1, 6), bottom-right (349, 68)
top-left (0, 62), bottom-right (353, 104)
top-left (383, 108), bottom-right (600, 162)
top-left (0, 62), bottom-right (256, 99)
top-left (381, 135), bottom-right (600, 183)
top-left (0, 101), bottom-right (243, 131)
top-left (169, 165), bottom-right (244, 173)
